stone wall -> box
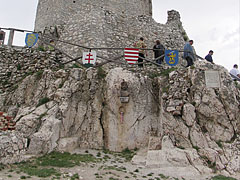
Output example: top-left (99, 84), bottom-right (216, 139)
top-left (0, 46), bottom-right (62, 93)
top-left (35, 0), bottom-right (153, 31)
top-left (35, 0), bottom-right (188, 63)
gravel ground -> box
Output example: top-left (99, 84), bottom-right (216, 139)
top-left (0, 149), bottom-right (239, 180)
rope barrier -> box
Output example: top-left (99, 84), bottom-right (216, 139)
top-left (0, 26), bottom-right (205, 68)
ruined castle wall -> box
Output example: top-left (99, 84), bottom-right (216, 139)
top-left (0, 46), bottom-right (61, 93)
top-left (55, 9), bottom-right (186, 64)
top-left (35, 0), bottom-right (153, 31)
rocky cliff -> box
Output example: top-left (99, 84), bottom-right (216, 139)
top-left (0, 49), bottom-right (240, 176)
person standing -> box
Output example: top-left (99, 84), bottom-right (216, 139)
top-left (183, 40), bottom-right (195, 67)
top-left (134, 37), bottom-right (147, 67)
top-left (230, 64), bottom-right (240, 80)
top-left (153, 40), bottom-right (165, 64)
top-left (205, 50), bottom-right (214, 63)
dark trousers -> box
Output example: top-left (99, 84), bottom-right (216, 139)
top-left (138, 53), bottom-right (145, 67)
top-left (186, 57), bottom-right (193, 67)
top-left (156, 57), bottom-right (164, 64)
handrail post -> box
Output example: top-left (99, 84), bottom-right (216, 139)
top-left (8, 29), bottom-right (15, 46)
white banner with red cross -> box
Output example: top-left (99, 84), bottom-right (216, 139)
top-left (124, 48), bottom-right (139, 64)
top-left (82, 51), bottom-right (97, 65)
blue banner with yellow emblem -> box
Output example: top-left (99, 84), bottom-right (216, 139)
top-left (25, 33), bottom-right (39, 48)
top-left (165, 50), bottom-right (179, 66)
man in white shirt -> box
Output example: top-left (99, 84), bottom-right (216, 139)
top-left (230, 64), bottom-right (240, 80)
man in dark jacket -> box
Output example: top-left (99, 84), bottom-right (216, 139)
top-left (183, 40), bottom-right (195, 67)
top-left (205, 50), bottom-right (214, 63)
top-left (153, 40), bottom-right (165, 64)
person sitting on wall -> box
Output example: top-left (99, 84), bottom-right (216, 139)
top-left (230, 64), bottom-right (240, 81)
top-left (183, 40), bottom-right (195, 67)
top-left (153, 40), bottom-right (165, 64)
top-left (134, 37), bottom-right (147, 68)
top-left (205, 50), bottom-right (214, 64)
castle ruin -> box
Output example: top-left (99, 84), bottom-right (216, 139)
top-left (34, 0), bottom-right (187, 61)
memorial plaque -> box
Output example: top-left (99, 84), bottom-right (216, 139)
top-left (120, 97), bottom-right (129, 103)
top-left (205, 71), bottom-right (221, 88)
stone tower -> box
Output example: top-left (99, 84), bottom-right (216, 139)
top-left (35, 0), bottom-right (152, 31)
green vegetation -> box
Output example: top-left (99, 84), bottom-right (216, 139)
top-left (71, 63), bottom-right (82, 69)
top-left (211, 175), bottom-right (237, 180)
top-left (102, 148), bottom-right (136, 161)
top-left (149, 68), bottom-right (177, 79)
top-left (11, 152), bottom-right (100, 178)
top-left (17, 64), bottom-right (22, 71)
top-left (192, 145), bottom-right (200, 152)
top-left (162, 86), bottom-right (169, 93)
top-left (36, 97), bottom-right (50, 107)
top-left (158, 174), bottom-right (169, 179)
top-left (36, 151), bottom-right (99, 167)
top-left (97, 67), bottom-right (107, 79)
top-left (20, 166), bottom-right (59, 178)
top-left (183, 35), bottom-right (188, 41)
top-left (216, 140), bottom-right (223, 148)
top-left (147, 172), bottom-right (154, 176)
top-left (37, 45), bottom-right (45, 51)
top-left (103, 165), bottom-right (126, 172)
top-left (70, 173), bottom-right (80, 180)
top-left (118, 148), bottom-right (136, 161)
top-left (6, 72), bottom-right (12, 77)
top-left (176, 145), bottom-right (185, 150)
top-left (35, 70), bottom-right (44, 80)
top-left (0, 163), bottom-right (5, 171)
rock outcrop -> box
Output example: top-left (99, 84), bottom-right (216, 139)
top-left (0, 58), bottom-right (240, 175)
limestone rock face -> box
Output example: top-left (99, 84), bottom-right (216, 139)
top-left (0, 61), bottom-right (240, 175)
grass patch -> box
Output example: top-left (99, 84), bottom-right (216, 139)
top-left (102, 148), bottom-right (136, 161)
top-left (36, 151), bottom-right (99, 167)
top-left (158, 174), bottom-right (169, 179)
top-left (20, 166), bottom-right (58, 178)
top-left (103, 165), bottom-right (126, 172)
top-left (117, 148), bottom-right (136, 161)
top-left (36, 97), bottom-right (50, 107)
top-left (211, 175), bottom-right (237, 180)
top-left (70, 173), bottom-right (80, 180)
top-left (13, 152), bottom-right (100, 178)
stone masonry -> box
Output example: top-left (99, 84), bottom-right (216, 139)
top-left (34, 0), bottom-right (189, 64)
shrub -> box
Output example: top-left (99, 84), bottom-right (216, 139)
top-left (35, 70), bottom-right (44, 80)
top-left (36, 97), bottom-right (50, 107)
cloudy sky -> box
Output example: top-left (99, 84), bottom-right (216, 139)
top-left (0, 0), bottom-right (239, 70)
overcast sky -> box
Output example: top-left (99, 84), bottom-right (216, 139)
top-left (0, 0), bottom-right (239, 70)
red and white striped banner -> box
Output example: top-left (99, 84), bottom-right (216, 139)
top-left (124, 48), bottom-right (139, 64)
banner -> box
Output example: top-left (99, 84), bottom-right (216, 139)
top-left (25, 33), bottom-right (39, 48)
top-left (82, 51), bottom-right (97, 66)
top-left (165, 50), bottom-right (179, 66)
top-left (124, 48), bottom-right (139, 64)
